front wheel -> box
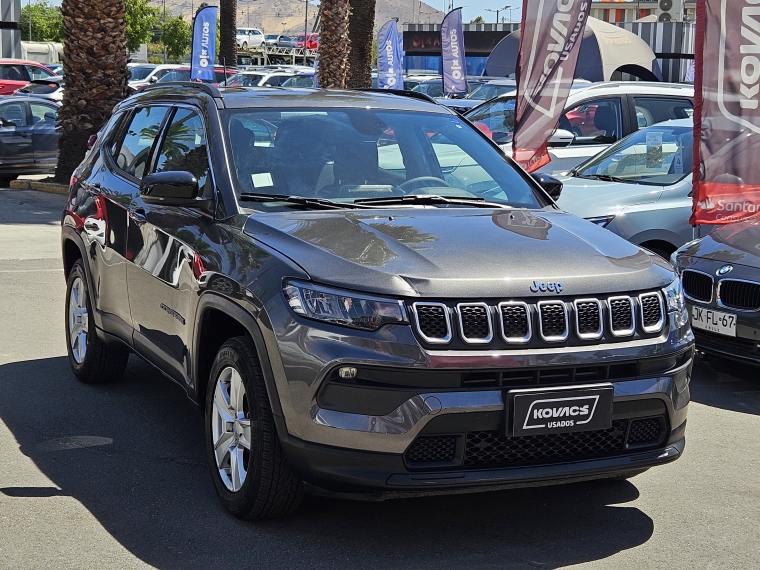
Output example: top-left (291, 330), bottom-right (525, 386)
top-left (241, 41), bottom-right (248, 50)
top-left (205, 336), bottom-right (303, 519)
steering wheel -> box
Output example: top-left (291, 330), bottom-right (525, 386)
top-left (397, 176), bottom-right (451, 193)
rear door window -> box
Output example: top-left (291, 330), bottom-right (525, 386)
top-left (30, 102), bottom-right (57, 125)
top-left (562, 98), bottom-right (623, 145)
top-left (0, 64), bottom-right (28, 82)
top-left (114, 106), bottom-right (169, 180)
top-left (0, 102), bottom-right (28, 127)
top-left (25, 65), bottom-right (55, 81)
top-left (634, 97), bottom-right (693, 128)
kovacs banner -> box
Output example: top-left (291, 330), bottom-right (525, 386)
top-left (377, 20), bottom-right (404, 89)
top-left (691, 0), bottom-right (760, 225)
top-left (191, 6), bottom-right (218, 82)
top-left (512, 0), bottom-right (591, 172)
top-left (441, 8), bottom-right (467, 96)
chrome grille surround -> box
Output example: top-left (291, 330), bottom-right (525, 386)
top-left (682, 269), bottom-right (714, 304)
top-left (638, 292), bottom-right (665, 333)
top-left (537, 300), bottom-right (569, 342)
top-left (498, 301), bottom-right (532, 344)
top-left (717, 278), bottom-right (760, 312)
top-left (456, 302), bottom-right (493, 344)
top-left (608, 296), bottom-right (636, 337)
top-left (573, 298), bottom-right (603, 340)
top-left (411, 302), bottom-right (452, 344)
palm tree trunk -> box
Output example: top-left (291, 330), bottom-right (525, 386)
top-left (318, 0), bottom-right (351, 88)
top-left (346, 0), bottom-right (375, 88)
top-left (54, 0), bottom-right (129, 183)
top-left (219, 0), bottom-right (237, 69)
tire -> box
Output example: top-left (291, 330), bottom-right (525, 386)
top-left (241, 41), bottom-right (248, 51)
top-left (65, 259), bottom-right (129, 383)
top-left (205, 336), bottom-right (304, 519)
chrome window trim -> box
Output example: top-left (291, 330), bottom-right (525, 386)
top-left (573, 298), bottom-right (603, 340)
top-left (682, 269), bottom-right (714, 304)
top-left (638, 292), bottom-right (665, 333)
top-left (498, 301), bottom-right (532, 344)
top-left (716, 278), bottom-right (760, 312)
top-left (411, 302), bottom-right (452, 344)
top-left (456, 302), bottom-right (493, 344)
top-left (537, 300), bottom-right (569, 342)
top-left (608, 295), bottom-right (636, 337)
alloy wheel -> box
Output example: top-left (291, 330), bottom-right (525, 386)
top-left (211, 366), bottom-right (252, 492)
top-left (68, 276), bottom-right (88, 364)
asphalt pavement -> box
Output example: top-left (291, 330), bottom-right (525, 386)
top-left (0, 189), bottom-right (758, 569)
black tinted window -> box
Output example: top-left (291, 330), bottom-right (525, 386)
top-left (634, 97), bottom-right (693, 129)
top-left (0, 64), bottom-right (27, 81)
top-left (0, 103), bottom-right (28, 127)
top-left (115, 106), bottom-right (169, 179)
top-left (155, 109), bottom-right (211, 193)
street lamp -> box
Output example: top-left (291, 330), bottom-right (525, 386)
top-left (485, 5), bottom-right (510, 24)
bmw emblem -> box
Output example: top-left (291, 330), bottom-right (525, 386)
top-left (717, 265), bottom-right (733, 276)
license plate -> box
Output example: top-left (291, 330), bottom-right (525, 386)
top-left (690, 306), bottom-right (737, 337)
top-left (510, 385), bottom-right (614, 437)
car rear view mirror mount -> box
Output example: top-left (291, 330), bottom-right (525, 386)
top-left (140, 171), bottom-right (211, 208)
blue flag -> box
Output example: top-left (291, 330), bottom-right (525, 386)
top-left (441, 8), bottom-right (467, 95)
top-left (377, 20), bottom-right (403, 89)
top-left (191, 6), bottom-right (218, 82)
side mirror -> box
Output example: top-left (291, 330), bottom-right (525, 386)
top-left (149, 75), bottom-right (159, 83)
top-left (140, 171), bottom-right (201, 206)
top-left (531, 172), bottom-right (563, 200)
top-left (547, 128), bottom-right (575, 148)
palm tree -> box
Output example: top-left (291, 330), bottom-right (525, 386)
top-left (317, 0), bottom-right (351, 88)
top-left (53, 0), bottom-right (129, 183)
top-left (346, 0), bottom-right (376, 88)
top-left (219, 0), bottom-right (237, 69)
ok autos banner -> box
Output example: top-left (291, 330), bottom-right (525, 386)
top-left (691, 0), bottom-right (760, 225)
top-left (191, 6), bottom-right (218, 82)
top-left (512, 0), bottom-right (591, 172)
top-left (441, 8), bottom-right (467, 96)
top-left (377, 20), bottom-right (404, 89)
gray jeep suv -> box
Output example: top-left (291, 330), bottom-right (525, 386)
top-left (61, 84), bottom-right (693, 519)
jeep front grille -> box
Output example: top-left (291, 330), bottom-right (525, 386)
top-left (575, 299), bottom-right (602, 339)
top-left (457, 303), bottom-right (492, 343)
top-left (538, 301), bottom-right (568, 341)
top-left (499, 302), bottom-right (531, 343)
top-left (609, 296), bottom-right (635, 336)
top-left (412, 302), bottom-right (451, 344)
top-left (639, 292), bottom-right (665, 332)
top-left (718, 279), bottom-right (760, 311)
top-left (682, 270), bottom-right (713, 303)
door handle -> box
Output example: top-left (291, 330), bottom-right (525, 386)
top-left (18, 131), bottom-right (30, 138)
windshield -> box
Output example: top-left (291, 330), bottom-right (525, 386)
top-left (280, 75), bottom-right (315, 87)
top-left (265, 35), bottom-right (278, 40)
top-left (465, 97), bottom-right (516, 145)
top-left (129, 66), bottom-right (156, 81)
top-left (574, 124), bottom-right (693, 186)
top-left (221, 108), bottom-right (547, 209)
top-left (228, 72), bottom-right (265, 86)
top-left (465, 83), bottom-right (516, 101)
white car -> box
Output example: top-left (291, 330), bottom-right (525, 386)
top-left (128, 64), bottom-right (182, 90)
top-left (227, 70), bottom-right (298, 87)
top-left (237, 28), bottom-right (265, 50)
top-left (464, 81), bottom-right (694, 174)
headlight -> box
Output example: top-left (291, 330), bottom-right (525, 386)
top-left (663, 278), bottom-right (689, 328)
top-left (283, 280), bottom-right (408, 331)
top-left (670, 237), bottom-right (704, 268)
top-left (586, 215), bottom-right (615, 227)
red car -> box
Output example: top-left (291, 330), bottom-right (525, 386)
top-left (296, 33), bottom-right (319, 50)
top-left (0, 59), bottom-right (58, 95)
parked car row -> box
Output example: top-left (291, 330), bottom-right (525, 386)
top-left (234, 29), bottom-right (319, 51)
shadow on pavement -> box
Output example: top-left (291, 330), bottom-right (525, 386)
top-left (0, 190), bottom-right (66, 225)
top-left (0, 356), bottom-right (654, 569)
top-left (689, 356), bottom-right (760, 416)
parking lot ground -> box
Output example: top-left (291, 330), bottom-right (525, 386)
top-left (0, 189), bottom-right (758, 569)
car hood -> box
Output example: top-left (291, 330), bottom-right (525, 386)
top-left (243, 208), bottom-right (673, 298)
top-left (680, 218), bottom-right (760, 268)
top-left (555, 175), bottom-right (664, 219)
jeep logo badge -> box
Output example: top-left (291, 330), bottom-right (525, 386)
top-left (530, 280), bottom-right (563, 294)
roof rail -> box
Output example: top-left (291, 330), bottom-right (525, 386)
top-left (138, 81), bottom-right (223, 99)
top-left (352, 88), bottom-right (439, 106)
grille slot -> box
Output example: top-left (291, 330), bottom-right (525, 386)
top-left (457, 303), bottom-right (493, 343)
top-left (413, 302), bottom-right (451, 344)
top-left (718, 279), bottom-right (760, 311)
top-left (682, 270), bottom-right (713, 303)
top-left (538, 301), bottom-right (568, 341)
top-left (405, 435), bottom-right (457, 464)
top-left (639, 292), bottom-right (664, 332)
top-left (627, 418), bottom-right (663, 445)
top-left (499, 302), bottom-right (531, 343)
top-left (574, 299), bottom-right (602, 339)
top-left (608, 296), bottom-right (635, 336)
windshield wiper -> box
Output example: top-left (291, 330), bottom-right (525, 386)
top-left (353, 194), bottom-right (512, 209)
top-left (577, 174), bottom-right (627, 183)
top-left (239, 192), bottom-right (365, 210)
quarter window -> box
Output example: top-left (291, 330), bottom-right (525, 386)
top-left (155, 109), bottom-right (211, 192)
top-left (115, 106), bottom-right (169, 179)
top-left (562, 98), bottom-right (623, 145)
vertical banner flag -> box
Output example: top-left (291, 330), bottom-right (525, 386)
top-left (191, 6), bottom-right (218, 82)
top-left (512, 0), bottom-right (591, 172)
top-left (377, 20), bottom-right (404, 89)
top-left (441, 8), bottom-right (467, 96)
top-left (691, 0), bottom-right (760, 225)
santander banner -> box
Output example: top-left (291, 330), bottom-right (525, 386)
top-left (441, 8), bottom-right (468, 96)
top-left (691, 0), bottom-right (760, 225)
top-left (191, 6), bottom-right (218, 82)
top-left (377, 20), bottom-right (404, 89)
top-left (512, 0), bottom-right (591, 172)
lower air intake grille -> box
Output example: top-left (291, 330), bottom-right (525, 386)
top-left (683, 270), bottom-right (713, 303)
top-left (465, 421), bottom-right (627, 467)
top-left (609, 297), bottom-right (634, 333)
top-left (627, 418), bottom-right (662, 445)
top-left (405, 435), bottom-right (457, 463)
top-left (415, 304), bottom-right (449, 341)
top-left (719, 280), bottom-right (760, 311)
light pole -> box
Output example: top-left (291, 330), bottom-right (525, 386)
top-left (28, 0), bottom-right (32, 41)
top-left (485, 5), bottom-right (510, 24)
top-left (303, 0), bottom-right (309, 64)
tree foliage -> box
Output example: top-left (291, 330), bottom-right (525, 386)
top-left (470, 16), bottom-right (485, 24)
top-left (20, 1), bottom-right (63, 43)
top-left (162, 16), bottom-right (192, 60)
top-left (125, 0), bottom-right (160, 52)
